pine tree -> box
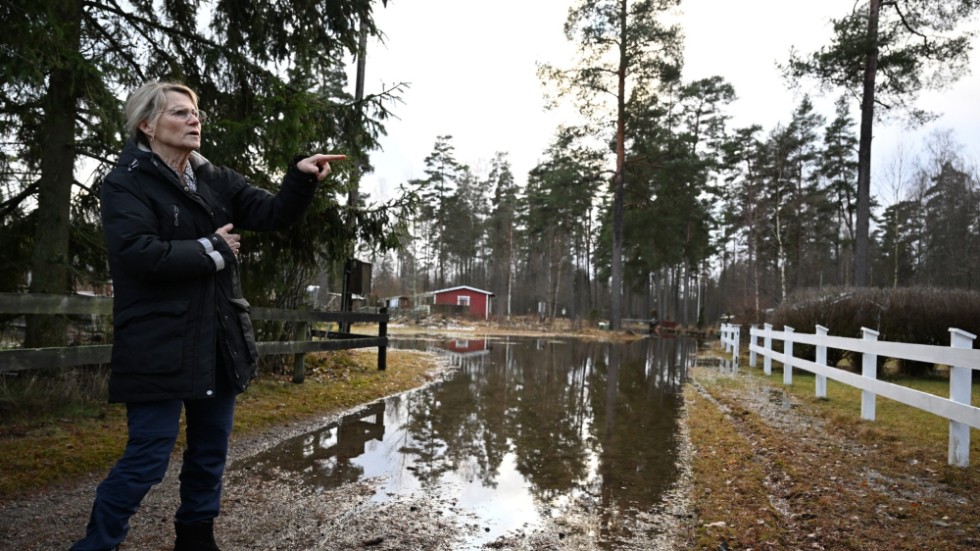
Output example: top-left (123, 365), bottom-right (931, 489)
top-left (785, 0), bottom-right (980, 286)
top-left (0, 0), bottom-right (401, 345)
top-left (539, 0), bottom-right (683, 328)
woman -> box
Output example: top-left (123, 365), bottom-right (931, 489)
top-left (70, 82), bottom-right (345, 551)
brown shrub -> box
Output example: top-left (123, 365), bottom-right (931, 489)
top-left (769, 286), bottom-right (980, 376)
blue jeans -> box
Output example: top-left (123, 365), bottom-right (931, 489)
top-left (70, 372), bottom-right (236, 551)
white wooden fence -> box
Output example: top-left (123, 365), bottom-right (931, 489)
top-left (718, 322), bottom-right (980, 467)
top-left (719, 323), bottom-right (740, 365)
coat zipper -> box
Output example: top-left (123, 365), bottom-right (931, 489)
top-left (151, 157), bottom-right (214, 219)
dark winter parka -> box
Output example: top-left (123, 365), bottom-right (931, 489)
top-left (101, 140), bottom-right (319, 403)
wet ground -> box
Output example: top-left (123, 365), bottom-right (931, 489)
top-left (0, 336), bottom-right (697, 550)
top-left (232, 335), bottom-right (697, 549)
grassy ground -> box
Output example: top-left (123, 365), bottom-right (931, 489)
top-left (0, 348), bottom-right (439, 498)
top-left (686, 344), bottom-right (980, 550)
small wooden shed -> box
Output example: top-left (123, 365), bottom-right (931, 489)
top-left (431, 285), bottom-right (495, 320)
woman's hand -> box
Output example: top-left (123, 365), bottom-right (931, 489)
top-left (215, 223), bottom-right (241, 256)
top-left (298, 154), bottom-right (347, 182)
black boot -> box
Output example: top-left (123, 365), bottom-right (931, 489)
top-left (174, 520), bottom-right (221, 551)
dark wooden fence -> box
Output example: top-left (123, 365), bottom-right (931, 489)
top-left (0, 293), bottom-right (387, 383)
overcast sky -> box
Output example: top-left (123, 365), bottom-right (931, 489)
top-left (354, 0), bottom-right (980, 205)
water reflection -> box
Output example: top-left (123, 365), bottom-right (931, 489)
top-left (235, 336), bottom-right (695, 548)
top-left (241, 402), bottom-right (386, 488)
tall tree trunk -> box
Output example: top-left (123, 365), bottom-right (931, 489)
top-left (794, 176), bottom-right (804, 290)
top-left (552, 252), bottom-right (562, 321)
top-left (26, 0), bottom-right (82, 347)
top-left (854, 0), bottom-right (881, 287)
top-left (775, 195), bottom-right (788, 303)
top-left (680, 262), bottom-right (689, 326)
top-left (550, 233), bottom-right (562, 321)
top-left (670, 265), bottom-right (680, 321)
top-left (891, 213), bottom-right (901, 288)
top-left (752, 233), bottom-right (760, 323)
top-left (505, 222), bottom-right (513, 319)
top-left (610, 0), bottom-right (628, 330)
top-left (587, 209), bottom-right (596, 312)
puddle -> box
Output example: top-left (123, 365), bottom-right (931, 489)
top-left (234, 336), bottom-right (696, 549)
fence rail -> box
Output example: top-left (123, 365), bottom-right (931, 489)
top-left (719, 322), bottom-right (980, 467)
top-left (0, 293), bottom-right (387, 383)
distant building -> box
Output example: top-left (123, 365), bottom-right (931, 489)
top-left (430, 285), bottom-right (495, 320)
top-left (385, 295), bottom-right (413, 309)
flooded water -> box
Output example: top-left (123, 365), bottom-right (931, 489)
top-left (236, 335), bottom-right (696, 548)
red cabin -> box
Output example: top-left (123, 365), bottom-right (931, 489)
top-left (431, 285), bottom-right (495, 320)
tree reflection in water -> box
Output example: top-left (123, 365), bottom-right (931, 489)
top-left (235, 336), bottom-right (694, 547)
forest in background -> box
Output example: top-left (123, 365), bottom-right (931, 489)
top-left (358, 0), bottom-right (980, 329)
top-left (2, 0), bottom-right (979, 346)
top-left (362, 113), bottom-right (980, 327)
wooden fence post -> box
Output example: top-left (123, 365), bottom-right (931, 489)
top-left (749, 324), bottom-right (758, 368)
top-left (293, 320), bottom-right (308, 384)
top-left (378, 307), bottom-right (388, 371)
top-left (764, 323), bottom-right (773, 376)
top-left (949, 328), bottom-right (976, 467)
top-left (783, 326), bottom-right (795, 386)
top-left (733, 325), bottom-right (740, 370)
top-left (815, 325), bottom-right (829, 399)
top-left (861, 327), bottom-right (880, 421)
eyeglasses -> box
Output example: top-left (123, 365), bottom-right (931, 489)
top-left (163, 107), bottom-right (207, 123)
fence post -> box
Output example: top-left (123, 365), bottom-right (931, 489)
top-left (764, 323), bottom-right (773, 376)
top-left (293, 320), bottom-right (309, 384)
top-left (948, 327), bottom-right (976, 467)
top-left (783, 326), bottom-right (795, 386)
top-left (749, 324), bottom-right (758, 368)
top-left (733, 325), bottom-right (740, 370)
top-left (378, 307), bottom-right (388, 371)
top-left (861, 327), bottom-right (879, 421)
top-left (815, 325), bottom-right (829, 399)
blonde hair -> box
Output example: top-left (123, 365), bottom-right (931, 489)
top-left (124, 82), bottom-right (199, 145)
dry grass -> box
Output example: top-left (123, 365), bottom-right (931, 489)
top-left (687, 344), bottom-right (980, 550)
top-left (684, 380), bottom-right (783, 548)
top-left (782, 371), bottom-right (980, 468)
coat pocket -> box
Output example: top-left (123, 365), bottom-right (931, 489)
top-left (113, 299), bottom-right (191, 374)
top-left (215, 260), bottom-right (257, 391)
top-left (228, 297), bottom-right (259, 373)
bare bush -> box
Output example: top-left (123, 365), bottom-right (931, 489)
top-left (770, 286), bottom-right (980, 376)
